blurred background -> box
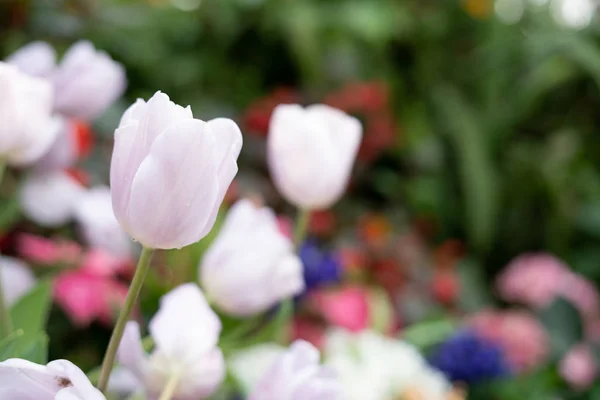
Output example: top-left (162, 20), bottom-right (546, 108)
top-left (2, 0), bottom-right (600, 398)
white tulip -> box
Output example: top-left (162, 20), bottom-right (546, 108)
top-left (268, 104), bottom-right (362, 210)
top-left (229, 343), bottom-right (285, 393)
top-left (0, 358), bottom-right (105, 399)
top-left (118, 283), bottom-right (225, 399)
top-left (6, 41), bottom-right (56, 78)
top-left (52, 41), bottom-right (126, 120)
top-left (0, 256), bottom-right (35, 305)
top-left (110, 91), bottom-right (242, 250)
top-left (20, 171), bottom-right (85, 227)
top-left (0, 63), bottom-right (56, 166)
top-left (200, 199), bottom-right (304, 316)
top-left (74, 186), bottom-right (133, 257)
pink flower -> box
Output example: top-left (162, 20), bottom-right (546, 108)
top-left (54, 250), bottom-right (131, 327)
top-left (292, 317), bottom-right (326, 349)
top-left (469, 310), bottom-right (549, 372)
top-left (17, 234), bottom-right (82, 265)
top-left (560, 345), bottom-right (597, 390)
top-left (311, 286), bottom-right (370, 332)
top-left (497, 253), bottom-right (600, 320)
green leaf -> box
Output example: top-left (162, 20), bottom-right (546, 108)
top-left (433, 85), bottom-right (498, 252)
top-left (0, 329), bottom-right (24, 361)
top-left (19, 332), bottom-right (48, 364)
top-left (538, 297), bottom-right (584, 359)
top-left (9, 280), bottom-right (53, 356)
top-left (401, 318), bottom-right (457, 350)
top-left (456, 257), bottom-right (493, 312)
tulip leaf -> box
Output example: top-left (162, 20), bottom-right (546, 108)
top-left (9, 279), bottom-right (53, 357)
top-left (538, 297), bottom-right (584, 359)
top-left (18, 332), bottom-right (49, 364)
top-left (401, 318), bottom-right (457, 350)
top-left (0, 329), bottom-right (24, 361)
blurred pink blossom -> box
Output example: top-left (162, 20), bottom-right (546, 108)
top-left (311, 286), bottom-right (370, 332)
top-left (497, 253), bottom-right (600, 320)
top-left (469, 310), bottom-right (549, 372)
top-left (559, 344), bottom-right (598, 390)
top-left (292, 317), bottom-right (326, 349)
top-left (17, 234), bottom-right (82, 265)
top-left (54, 250), bottom-right (131, 327)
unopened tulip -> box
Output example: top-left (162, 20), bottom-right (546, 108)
top-left (200, 199), bottom-right (304, 316)
top-left (268, 104), bottom-right (362, 210)
top-left (0, 256), bottom-right (35, 305)
top-left (34, 117), bottom-right (81, 171)
top-left (110, 91), bottom-right (242, 249)
top-left (52, 41), bottom-right (126, 120)
top-left (249, 340), bottom-right (343, 400)
top-left (6, 41), bottom-right (56, 78)
top-left (0, 358), bottom-right (105, 399)
top-left (0, 63), bottom-right (55, 166)
top-left (20, 171), bottom-right (85, 227)
top-left (74, 186), bottom-right (133, 257)
top-left (118, 283), bottom-right (225, 399)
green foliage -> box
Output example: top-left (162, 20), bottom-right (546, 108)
top-left (538, 297), bottom-right (585, 360)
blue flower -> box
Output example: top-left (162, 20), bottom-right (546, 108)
top-left (429, 330), bottom-right (511, 384)
top-left (299, 240), bottom-right (341, 290)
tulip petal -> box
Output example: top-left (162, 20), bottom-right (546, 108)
top-left (149, 284), bottom-right (220, 362)
top-left (7, 41), bottom-right (56, 78)
top-left (127, 118), bottom-right (219, 249)
top-left (117, 322), bottom-right (147, 381)
top-left (49, 360), bottom-right (105, 400)
top-left (0, 358), bottom-right (62, 396)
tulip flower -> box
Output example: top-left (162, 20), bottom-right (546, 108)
top-left (110, 91), bottom-right (242, 250)
top-left (0, 63), bottom-right (55, 166)
top-left (0, 358), bottom-right (105, 399)
top-left (229, 344), bottom-right (285, 393)
top-left (20, 171), bottom-right (85, 227)
top-left (267, 104), bottom-right (362, 210)
top-left (74, 186), bottom-right (133, 257)
top-left (249, 340), bottom-right (344, 400)
top-left (6, 41), bottom-right (56, 78)
top-left (52, 41), bottom-right (126, 121)
top-left (200, 199), bottom-right (304, 316)
top-left (0, 256), bottom-right (35, 305)
top-left (118, 283), bottom-right (225, 399)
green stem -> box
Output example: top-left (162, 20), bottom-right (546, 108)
top-left (158, 373), bottom-right (180, 400)
top-left (97, 247), bottom-right (154, 392)
top-left (293, 208), bottom-right (310, 248)
top-left (0, 161), bottom-right (11, 338)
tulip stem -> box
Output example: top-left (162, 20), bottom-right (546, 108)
top-left (97, 247), bottom-right (154, 392)
top-left (0, 161), bottom-right (12, 338)
top-left (158, 372), bottom-right (180, 400)
top-left (293, 209), bottom-right (310, 248)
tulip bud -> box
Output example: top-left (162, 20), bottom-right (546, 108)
top-left (0, 358), bottom-right (106, 399)
top-left (20, 171), bottom-right (85, 227)
top-left (74, 186), bottom-right (133, 257)
top-left (118, 283), bottom-right (225, 400)
top-left (6, 41), bottom-right (56, 78)
top-left (249, 340), bottom-right (344, 400)
top-left (0, 256), bottom-right (35, 305)
top-left (200, 199), bottom-right (304, 316)
top-left (0, 63), bottom-right (56, 166)
top-left (110, 91), bottom-right (242, 250)
top-left (268, 104), bottom-right (362, 210)
top-left (52, 41), bottom-right (126, 121)
top-left (34, 117), bottom-right (79, 171)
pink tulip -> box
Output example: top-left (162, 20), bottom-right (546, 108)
top-left (268, 104), bottom-right (362, 210)
top-left (54, 250), bottom-right (131, 327)
top-left (110, 91), bottom-right (242, 249)
top-left (497, 253), bottom-right (600, 320)
top-left (17, 233), bottom-right (82, 265)
top-left (560, 345), bottom-right (597, 390)
top-left (469, 310), bottom-right (549, 372)
top-left (6, 41), bottom-right (56, 78)
top-left (311, 287), bottom-right (370, 332)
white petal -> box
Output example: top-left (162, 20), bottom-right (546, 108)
top-left (117, 322), bottom-right (147, 381)
top-left (20, 172), bottom-right (85, 227)
top-left (127, 118), bottom-right (219, 249)
top-left (6, 41), bottom-right (56, 78)
top-left (48, 360), bottom-right (105, 400)
top-left (0, 256), bottom-right (35, 305)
